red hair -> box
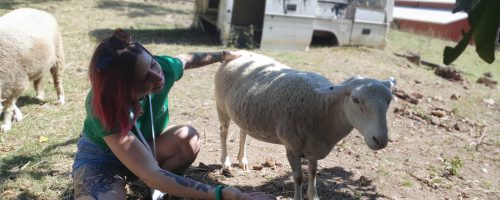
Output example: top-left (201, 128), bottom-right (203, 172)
top-left (88, 29), bottom-right (144, 137)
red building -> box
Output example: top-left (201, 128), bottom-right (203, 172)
top-left (393, 0), bottom-right (470, 41)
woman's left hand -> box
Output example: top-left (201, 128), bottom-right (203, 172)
top-left (222, 186), bottom-right (275, 200)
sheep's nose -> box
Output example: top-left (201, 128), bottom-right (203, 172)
top-left (373, 136), bottom-right (381, 146)
top-left (373, 136), bottom-right (387, 148)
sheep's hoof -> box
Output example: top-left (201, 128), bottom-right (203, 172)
top-left (307, 194), bottom-right (319, 200)
top-left (222, 158), bottom-right (232, 169)
top-left (239, 163), bottom-right (249, 171)
top-left (13, 113), bottom-right (23, 122)
top-left (239, 159), bottom-right (249, 171)
top-left (55, 97), bottom-right (65, 105)
top-left (35, 94), bottom-right (45, 101)
top-left (221, 168), bottom-right (234, 177)
top-left (0, 124), bottom-right (11, 133)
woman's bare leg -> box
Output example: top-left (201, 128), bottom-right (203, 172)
top-left (73, 165), bottom-right (127, 200)
top-left (155, 125), bottom-right (201, 174)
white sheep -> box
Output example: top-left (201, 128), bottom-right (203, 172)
top-left (214, 51), bottom-right (395, 200)
top-left (0, 8), bottom-right (65, 133)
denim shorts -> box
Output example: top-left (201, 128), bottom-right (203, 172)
top-left (72, 132), bottom-right (134, 178)
top-left (72, 133), bottom-right (139, 198)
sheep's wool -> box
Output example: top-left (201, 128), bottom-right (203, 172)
top-left (0, 8), bottom-right (65, 133)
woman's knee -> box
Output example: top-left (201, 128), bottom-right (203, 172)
top-left (157, 125), bottom-right (201, 172)
top-left (172, 125), bottom-right (201, 154)
top-left (173, 125), bottom-right (199, 138)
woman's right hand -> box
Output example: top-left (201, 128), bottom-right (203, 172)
top-left (223, 50), bottom-right (246, 62)
top-left (223, 186), bottom-right (275, 200)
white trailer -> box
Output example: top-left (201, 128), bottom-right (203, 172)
top-left (193, 0), bottom-right (393, 50)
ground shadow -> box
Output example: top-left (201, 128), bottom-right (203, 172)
top-left (89, 28), bottom-right (220, 46)
top-left (16, 96), bottom-right (45, 107)
top-left (0, 96), bottom-right (42, 120)
top-left (16, 182), bottom-right (72, 200)
top-left (128, 164), bottom-right (388, 200)
top-left (126, 163), bottom-right (225, 200)
top-left (95, 0), bottom-right (191, 18)
top-left (237, 166), bottom-right (387, 200)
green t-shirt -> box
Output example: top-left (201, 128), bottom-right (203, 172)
top-left (82, 55), bottom-right (184, 148)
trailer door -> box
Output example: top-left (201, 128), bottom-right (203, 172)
top-left (260, 0), bottom-right (316, 50)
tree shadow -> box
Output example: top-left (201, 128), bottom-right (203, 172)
top-left (15, 182), bottom-right (73, 200)
top-left (0, 0), bottom-right (67, 10)
top-left (58, 181), bottom-right (74, 200)
top-left (0, 137), bottom-right (78, 198)
top-left (95, 0), bottom-right (191, 18)
top-left (89, 28), bottom-right (220, 46)
top-left (128, 164), bottom-right (389, 200)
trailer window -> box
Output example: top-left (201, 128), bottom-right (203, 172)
top-left (362, 28), bottom-right (371, 35)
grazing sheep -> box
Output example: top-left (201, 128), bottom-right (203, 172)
top-left (0, 8), bottom-right (65, 132)
top-left (215, 51), bottom-right (395, 200)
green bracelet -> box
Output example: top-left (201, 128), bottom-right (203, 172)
top-left (215, 185), bottom-right (227, 200)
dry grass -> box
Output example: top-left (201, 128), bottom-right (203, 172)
top-left (0, 0), bottom-right (499, 199)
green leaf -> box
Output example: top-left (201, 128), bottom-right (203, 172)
top-left (444, 27), bottom-right (474, 65)
top-left (443, 0), bottom-right (500, 65)
top-left (452, 0), bottom-right (480, 13)
top-left (472, 0), bottom-right (500, 63)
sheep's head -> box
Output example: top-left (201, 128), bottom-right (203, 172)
top-left (316, 77), bottom-right (396, 150)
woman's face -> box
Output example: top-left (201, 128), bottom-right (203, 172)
top-left (133, 51), bottom-right (164, 100)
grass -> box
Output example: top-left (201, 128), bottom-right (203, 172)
top-left (376, 168), bottom-right (389, 177)
top-left (444, 156), bottom-right (464, 176)
top-left (387, 30), bottom-right (500, 82)
top-left (402, 177), bottom-right (413, 187)
top-left (0, 0), bottom-right (499, 199)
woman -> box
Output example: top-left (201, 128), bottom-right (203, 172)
top-left (72, 29), bottom-right (273, 200)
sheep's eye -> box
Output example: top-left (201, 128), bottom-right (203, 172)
top-left (352, 97), bottom-right (360, 104)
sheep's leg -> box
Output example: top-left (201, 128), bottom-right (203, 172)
top-left (52, 35), bottom-right (65, 105)
top-left (12, 105), bottom-right (23, 122)
top-left (217, 106), bottom-right (232, 169)
top-left (33, 78), bottom-right (45, 101)
top-left (50, 62), bottom-right (65, 104)
top-left (0, 89), bottom-right (3, 111)
top-left (286, 149), bottom-right (303, 200)
top-left (0, 97), bottom-right (19, 133)
top-left (237, 129), bottom-right (249, 170)
top-left (307, 159), bottom-right (319, 200)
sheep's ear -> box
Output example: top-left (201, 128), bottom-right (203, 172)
top-left (315, 85), bottom-right (347, 96)
top-left (314, 86), bottom-right (336, 94)
top-left (382, 77), bottom-right (396, 89)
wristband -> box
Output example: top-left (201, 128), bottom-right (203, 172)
top-left (215, 185), bottom-right (227, 200)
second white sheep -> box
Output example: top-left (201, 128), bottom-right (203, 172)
top-left (0, 8), bottom-right (65, 132)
